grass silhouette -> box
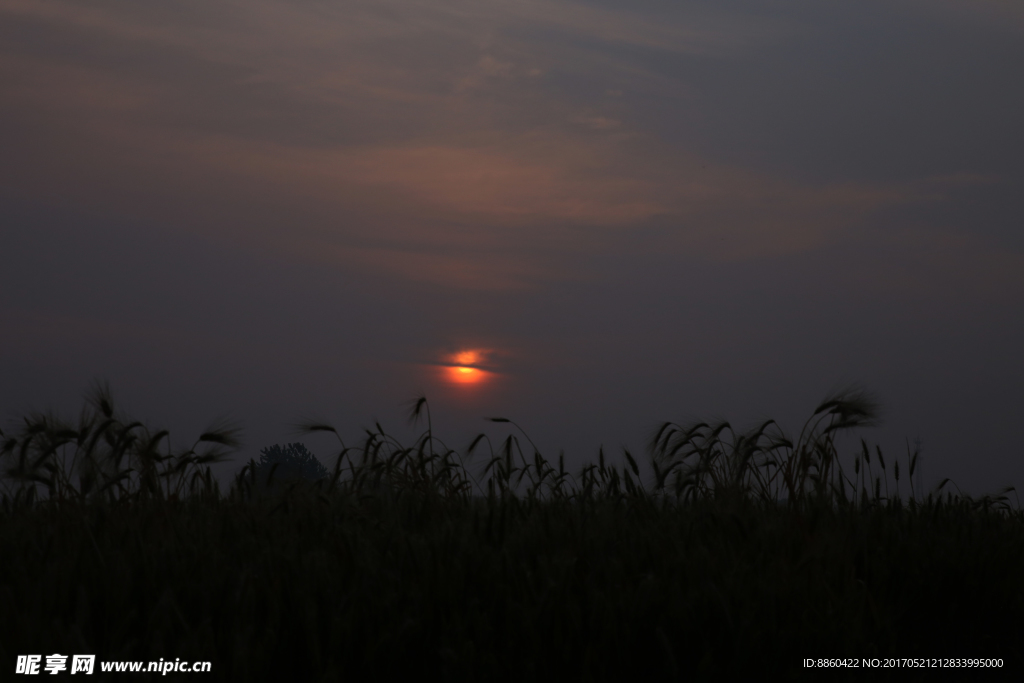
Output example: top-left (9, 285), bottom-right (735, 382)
top-left (1, 384), bottom-right (1020, 680)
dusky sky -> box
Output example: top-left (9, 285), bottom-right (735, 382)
top-left (2, 0), bottom-right (1022, 495)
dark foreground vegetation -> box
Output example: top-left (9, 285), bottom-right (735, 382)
top-left (1, 386), bottom-right (1021, 681)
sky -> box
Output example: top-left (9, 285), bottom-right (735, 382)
top-left (1, 0), bottom-right (1022, 496)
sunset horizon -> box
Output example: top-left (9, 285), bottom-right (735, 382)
top-left (2, 2), bottom-right (1022, 676)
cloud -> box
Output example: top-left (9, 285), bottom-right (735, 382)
top-left (0, 0), bottom-right (981, 289)
top-left (901, 0), bottom-right (1024, 33)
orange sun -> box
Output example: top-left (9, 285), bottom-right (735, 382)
top-left (453, 350), bottom-right (481, 366)
top-left (446, 365), bottom-right (485, 384)
top-left (440, 349), bottom-right (493, 386)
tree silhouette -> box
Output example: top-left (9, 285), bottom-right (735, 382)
top-left (252, 443), bottom-right (328, 490)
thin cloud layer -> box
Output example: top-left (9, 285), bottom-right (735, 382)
top-left (0, 0), bottom-right (963, 289)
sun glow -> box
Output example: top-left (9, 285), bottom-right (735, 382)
top-left (446, 365), bottom-right (485, 384)
top-left (439, 349), bottom-right (494, 386)
top-left (453, 350), bottom-right (481, 366)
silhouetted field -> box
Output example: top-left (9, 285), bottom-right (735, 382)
top-left (2, 386), bottom-right (1021, 680)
